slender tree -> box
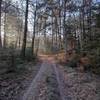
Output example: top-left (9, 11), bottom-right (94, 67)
top-left (0, 0), bottom-right (2, 48)
top-left (21, 0), bottom-right (29, 58)
top-left (63, 0), bottom-right (67, 59)
top-left (31, 1), bottom-right (37, 55)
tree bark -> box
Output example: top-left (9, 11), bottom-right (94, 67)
top-left (63, 0), bottom-right (67, 59)
top-left (51, 13), bottom-right (54, 49)
top-left (31, 3), bottom-right (37, 55)
top-left (88, 0), bottom-right (92, 40)
top-left (58, 0), bottom-right (62, 50)
top-left (0, 0), bottom-right (2, 48)
top-left (3, 12), bottom-right (7, 48)
top-left (21, 0), bottom-right (29, 58)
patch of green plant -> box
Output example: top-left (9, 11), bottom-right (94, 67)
top-left (67, 54), bottom-right (80, 68)
top-left (82, 39), bottom-right (100, 74)
top-left (25, 47), bottom-right (37, 62)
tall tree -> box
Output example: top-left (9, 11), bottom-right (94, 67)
top-left (21, 0), bottom-right (29, 58)
top-left (63, 0), bottom-right (67, 59)
top-left (0, 0), bottom-right (2, 48)
top-left (31, 1), bottom-right (37, 55)
top-left (87, 0), bottom-right (92, 40)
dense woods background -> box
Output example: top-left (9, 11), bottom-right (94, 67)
top-left (0, 0), bottom-right (100, 74)
top-left (0, 0), bottom-right (100, 100)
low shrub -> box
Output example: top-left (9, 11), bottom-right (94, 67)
top-left (67, 53), bottom-right (80, 68)
top-left (25, 47), bottom-right (37, 62)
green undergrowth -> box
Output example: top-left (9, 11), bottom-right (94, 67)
top-left (83, 38), bottom-right (100, 74)
top-left (0, 47), bottom-right (38, 75)
top-left (66, 50), bottom-right (100, 75)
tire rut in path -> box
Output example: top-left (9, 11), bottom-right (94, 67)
top-left (52, 63), bottom-right (66, 100)
top-left (22, 61), bottom-right (53, 100)
top-left (22, 61), bottom-right (66, 100)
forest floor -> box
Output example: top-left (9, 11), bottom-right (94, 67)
top-left (0, 61), bottom-right (41, 100)
top-left (21, 56), bottom-right (100, 100)
top-left (0, 55), bottom-right (100, 100)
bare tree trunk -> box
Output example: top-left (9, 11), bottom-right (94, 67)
top-left (19, 21), bottom-right (23, 49)
top-left (36, 37), bottom-right (40, 56)
top-left (15, 34), bottom-right (19, 48)
top-left (35, 18), bottom-right (40, 55)
top-left (55, 16), bottom-right (58, 46)
top-left (82, 8), bottom-right (85, 40)
top-left (79, 9), bottom-right (83, 50)
top-left (88, 0), bottom-right (92, 40)
top-left (44, 18), bottom-right (47, 52)
top-left (31, 4), bottom-right (37, 55)
top-left (0, 0), bottom-right (2, 48)
top-left (18, 32), bottom-right (21, 49)
top-left (21, 0), bottom-right (29, 58)
top-left (63, 0), bottom-right (67, 59)
top-left (58, 0), bottom-right (62, 50)
top-left (3, 12), bottom-right (7, 48)
top-left (51, 14), bottom-right (54, 49)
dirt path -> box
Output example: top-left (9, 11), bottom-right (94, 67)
top-left (53, 63), bottom-right (66, 100)
top-left (22, 61), bottom-right (53, 100)
top-left (22, 59), bottom-right (100, 100)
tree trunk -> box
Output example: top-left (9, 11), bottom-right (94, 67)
top-left (63, 0), bottom-right (67, 59)
top-left (55, 16), bottom-right (58, 46)
top-left (44, 18), bottom-right (47, 52)
top-left (35, 18), bottom-right (40, 55)
top-left (79, 9), bottom-right (83, 50)
top-left (51, 14), bottom-right (54, 49)
top-left (88, 0), bottom-right (92, 40)
top-left (0, 0), bottom-right (2, 48)
top-left (18, 32), bottom-right (21, 49)
top-left (31, 5), bottom-right (37, 55)
top-left (58, 1), bottom-right (62, 50)
top-left (21, 0), bottom-right (29, 58)
top-left (3, 12), bottom-right (7, 48)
